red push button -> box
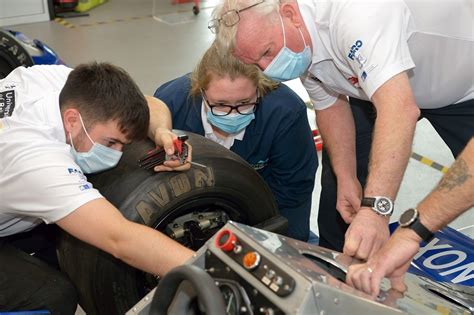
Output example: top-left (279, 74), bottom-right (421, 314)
top-left (215, 229), bottom-right (237, 252)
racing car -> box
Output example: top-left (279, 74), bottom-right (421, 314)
top-left (0, 28), bottom-right (63, 79)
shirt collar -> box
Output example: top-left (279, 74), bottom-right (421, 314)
top-left (51, 91), bottom-right (67, 143)
top-left (299, 0), bottom-right (333, 64)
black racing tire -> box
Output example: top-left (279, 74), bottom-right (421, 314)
top-left (57, 131), bottom-right (282, 315)
top-left (0, 30), bottom-right (34, 79)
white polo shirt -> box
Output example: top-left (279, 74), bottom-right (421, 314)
top-left (299, 0), bottom-right (474, 110)
top-left (0, 65), bottom-right (103, 237)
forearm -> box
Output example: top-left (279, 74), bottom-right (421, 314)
top-left (418, 138), bottom-right (474, 232)
top-left (364, 111), bottom-right (417, 199)
top-left (316, 96), bottom-right (357, 179)
top-left (145, 95), bottom-right (173, 140)
top-left (364, 73), bottom-right (420, 199)
top-left (58, 199), bottom-right (194, 277)
top-left (115, 221), bottom-right (194, 276)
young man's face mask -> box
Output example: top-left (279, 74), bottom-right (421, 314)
top-left (69, 114), bottom-right (123, 174)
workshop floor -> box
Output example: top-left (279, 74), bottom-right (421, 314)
top-left (5, 1), bottom-right (472, 313)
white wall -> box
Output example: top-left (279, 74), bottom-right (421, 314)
top-left (0, 0), bottom-right (50, 27)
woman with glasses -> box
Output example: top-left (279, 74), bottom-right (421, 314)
top-left (153, 43), bottom-right (317, 242)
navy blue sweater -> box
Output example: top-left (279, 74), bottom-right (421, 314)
top-left (154, 75), bottom-right (317, 241)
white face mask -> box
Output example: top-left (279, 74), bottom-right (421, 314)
top-left (263, 14), bottom-right (312, 82)
top-left (69, 114), bottom-right (123, 174)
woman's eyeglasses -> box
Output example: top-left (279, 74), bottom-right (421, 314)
top-left (202, 90), bottom-right (260, 116)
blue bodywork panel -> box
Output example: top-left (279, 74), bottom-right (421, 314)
top-left (390, 223), bottom-right (473, 287)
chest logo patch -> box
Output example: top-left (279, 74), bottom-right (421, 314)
top-left (348, 40), bottom-right (363, 61)
top-left (0, 90), bottom-right (15, 118)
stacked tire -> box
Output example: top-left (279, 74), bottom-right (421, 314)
top-left (0, 29), bottom-right (34, 79)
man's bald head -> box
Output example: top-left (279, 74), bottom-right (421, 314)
top-left (212, 0), bottom-right (284, 53)
top-left (213, 0), bottom-right (311, 72)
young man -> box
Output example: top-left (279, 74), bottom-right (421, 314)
top-left (212, 0), bottom-right (473, 259)
top-left (0, 63), bottom-right (193, 314)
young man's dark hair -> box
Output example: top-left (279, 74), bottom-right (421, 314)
top-left (59, 62), bottom-right (149, 141)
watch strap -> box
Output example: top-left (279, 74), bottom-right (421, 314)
top-left (361, 197), bottom-right (375, 207)
top-left (400, 208), bottom-right (434, 243)
top-left (409, 217), bottom-right (434, 243)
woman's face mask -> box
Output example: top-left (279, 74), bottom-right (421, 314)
top-left (202, 82), bottom-right (258, 134)
top-left (69, 114), bottom-right (123, 174)
top-left (206, 110), bottom-right (256, 134)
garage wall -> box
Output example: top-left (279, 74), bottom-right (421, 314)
top-left (0, 0), bottom-right (50, 27)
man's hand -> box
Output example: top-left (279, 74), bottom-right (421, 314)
top-left (346, 228), bottom-right (421, 297)
top-left (153, 127), bottom-right (192, 172)
top-left (343, 208), bottom-right (390, 260)
top-left (336, 176), bottom-right (362, 223)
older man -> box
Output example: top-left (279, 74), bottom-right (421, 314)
top-left (211, 0), bottom-right (473, 260)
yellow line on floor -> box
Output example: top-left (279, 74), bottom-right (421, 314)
top-left (54, 15), bottom-right (152, 29)
top-left (411, 152), bottom-right (449, 174)
top-left (54, 18), bottom-right (76, 29)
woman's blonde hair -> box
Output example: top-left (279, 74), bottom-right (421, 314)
top-left (190, 42), bottom-right (278, 97)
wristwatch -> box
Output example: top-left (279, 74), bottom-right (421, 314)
top-left (399, 208), bottom-right (434, 243)
top-left (361, 196), bottom-right (394, 216)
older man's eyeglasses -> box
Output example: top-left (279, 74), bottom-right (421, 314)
top-left (208, 0), bottom-right (265, 34)
top-left (202, 90), bottom-right (260, 116)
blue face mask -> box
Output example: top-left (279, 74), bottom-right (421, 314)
top-left (206, 109), bottom-right (255, 134)
top-left (70, 114), bottom-right (123, 174)
top-left (263, 14), bottom-right (312, 82)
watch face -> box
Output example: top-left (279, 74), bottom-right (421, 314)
top-left (399, 208), bottom-right (417, 227)
top-left (375, 197), bottom-right (393, 215)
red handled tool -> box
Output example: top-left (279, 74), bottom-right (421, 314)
top-left (138, 135), bottom-right (207, 170)
top-left (138, 135), bottom-right (189, 170)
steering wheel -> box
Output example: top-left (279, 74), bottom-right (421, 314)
top-left (149, 265), bottom-right (226, 315)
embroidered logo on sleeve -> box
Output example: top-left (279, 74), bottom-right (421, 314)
top-left (68, 167), bottom-right (92, 191)
top-left (79, 183), bottom-right (92, 191)
top-left (0, 90), bottom-right (15, 118)
top-left (250, 158), bottom-right (269, 170)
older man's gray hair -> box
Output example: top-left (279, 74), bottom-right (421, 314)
top-left (212, 0), bottom-right (290, 53)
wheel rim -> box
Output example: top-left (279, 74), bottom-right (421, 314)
top-left (138, 195), bottom-right (248, 295)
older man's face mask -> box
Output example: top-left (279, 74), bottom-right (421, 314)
top-left (262, 14), bottom-right (312, 81)
top-left (231, 8), bottom-right (312, 80)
